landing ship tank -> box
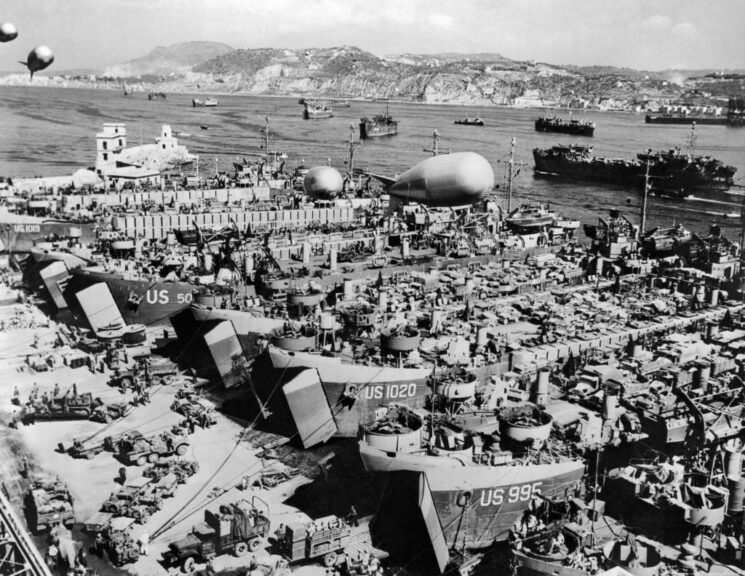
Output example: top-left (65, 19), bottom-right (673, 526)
top-left (303, 166), bottom-right (344, 199)
top-left (388, 151), bottom-right (494, 208)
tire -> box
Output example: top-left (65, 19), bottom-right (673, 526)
top-left (234, 541), bottom-right (248, 557)
top-left (176, 444), bottom-right (188, 456)
top-left (147, 453), bottom-right (159, 463)
top-left (248, 537), bottom-right (261, 552)
top-left (182, 557), bottom-right (195, 573)
top-left (136, 455), bottom-right (147, 466)
top-left (323, 552), bottom-right (337, 567)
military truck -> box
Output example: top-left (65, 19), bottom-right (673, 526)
top-left (162, 498), bottom-right (270, 572)
top-left (116, 429), bottom-right (190, 466)
top-left (143, 459), bottom-right (199, 484)
top-left (90, 401), bottom-right (131, 423)
top-left (25, 477), bottom-right (75, 533)
top-left (22, 392), bottom-right (100, 422)
top-left (108, 357), bottom-right (178, 390)
top-left (103, 517), bottom-right (141, 566)
top-left (276, 515), bottom-right (351, 567)
top-left (171, 397), bottom-right (218, 427)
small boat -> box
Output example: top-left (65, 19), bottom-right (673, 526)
top-left (303, 103), bottom-right (334, 119)
top-left (511, 509), bottom-right (662, 576)
top-left (200, 125), bottom-right (209, 130)
top-left (193, 97), bottom-right (219, 107)
top-left (454, 117), bottom-right (485, 126)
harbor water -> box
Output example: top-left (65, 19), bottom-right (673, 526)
top-left (1, 86), bottom-right (745, 236)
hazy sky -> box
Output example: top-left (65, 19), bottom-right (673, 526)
top-left (1, 0), bottom-right (744, 71)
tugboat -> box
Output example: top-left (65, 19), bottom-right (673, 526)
top-left (359, 103), bottom-right (398, 139)
top-left (535, 116), bottom-right (595, 137)
top-left (303, 103), bottom-right (334, 119)
top-left (454, 117), bottom-right (485, 127)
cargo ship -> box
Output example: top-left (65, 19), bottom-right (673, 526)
top-left (645, 114), bottom-right (726, 125)
top-left (646, 98), bottom-right (745, 126)
top-left (535, 117), bottom-right (595, 137)
top-left (361, 404), bottom-right (586, 549)
top-left (359, 104), bottom-right (398, 139)
top-left (533, 144), bottom-right (737, 195)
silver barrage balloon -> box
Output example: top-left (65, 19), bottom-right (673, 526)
top-left (303, 166), bottom-right (344, 198)
top-left (0, 22), bottom-right (18, 42)
top-left (389, 151), bottom-right (494, 207)
top-left (21, 45), bottom-right (54, 78)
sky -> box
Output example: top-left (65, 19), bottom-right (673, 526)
top-left (1, 0), bottom-right (744, 72)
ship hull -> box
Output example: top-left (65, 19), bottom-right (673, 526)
top-left (66, 269), bottom-right (196, 326)
top-left (252, 346), bottom-right (431, 436)
top-left (365, 444), bottom-right (585, 548)
top-left (171, 304), bottom-right (285, 359)
top-left (533, 149), bottom-right (734, 193)
top-left (534, 119), bottom-right (594, 136)
top-left (645, 115), bottom-right (727, 125)
top-left (303, 109), bottom-right (333, 119)
top-left (359, 121), bottom-right (398, 139)
top-left (0, 218), bottom-right (97, 253)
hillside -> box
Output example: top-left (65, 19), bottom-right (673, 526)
top-left (104, 41), bottom-right (234, 77)
top-left (5, 43), bottom-right (743, 110)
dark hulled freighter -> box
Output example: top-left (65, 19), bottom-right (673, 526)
top-left (533, 144), bottom-right (736, 196)
top-left (535, 116), bottom-right (595, 136)
top-left (359, 103), bottom-right (398, 139)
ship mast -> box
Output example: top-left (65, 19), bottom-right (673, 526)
top-left (347, 123), bottom-right (358, 175)
top-left (263, 115), bottom-right (270, 158)
top-left (423, 130), bottom-right (441, 156)
top-left (507, 137), bottom-right (516, 213)
top-left (346, 123), bottom-right (359, 191)
top-left (640, 159), bottom-right (650, 236)
top-left (687, 121), bottom-right (697, 156)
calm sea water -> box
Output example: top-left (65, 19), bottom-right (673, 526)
top-left (1, 86), bottom-right (745, 236)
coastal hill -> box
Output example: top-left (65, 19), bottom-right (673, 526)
top-left (187, 45), bottom-right (728, 109)
top-left (3, 42), bottom-right (743, 110)
top-left (103, 41), bottom-right (234, 77)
